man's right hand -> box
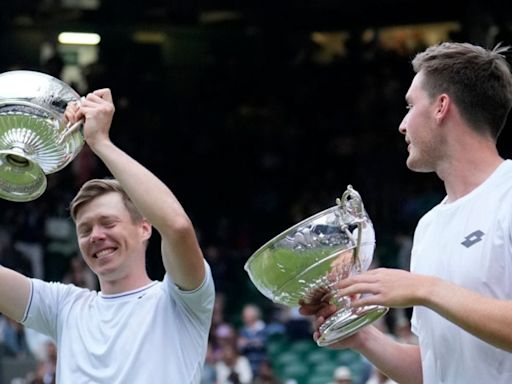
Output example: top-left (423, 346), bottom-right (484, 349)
top-left (299, 298), bottom-right (363, 349)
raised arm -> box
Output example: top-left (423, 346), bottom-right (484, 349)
top-left (75, 89), bottom-right (205, 290)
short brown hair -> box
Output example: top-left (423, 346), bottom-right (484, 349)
top-left (69, 178), bottom-right (143, 223)
top-left (412, 42), bottom-right (512, 138)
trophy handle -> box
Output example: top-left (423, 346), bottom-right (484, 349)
top-left (58, 119), bottom-right (84, 144)
top-left (336, 185), bottom-right (365, 272)
top-left (336, 184), bottom-right (365, 220)
top-left (57, 96), bottom-right (85, 144)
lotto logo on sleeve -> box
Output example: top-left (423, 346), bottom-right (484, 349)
top-left (461, 230), bottom-right (485, 248)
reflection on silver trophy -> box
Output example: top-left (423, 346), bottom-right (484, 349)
top-left (0, 70), bottom-right (84, 202)
top-left (245, 185), bottom-right (388, 346)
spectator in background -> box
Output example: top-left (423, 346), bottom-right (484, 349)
top-left (215, 344), bottom-right (253, 384)
top-left (365, 367), bottom-right (397, 384)
top-left (28, 340), bottom-right (57, 384)
top-left (264, 304), bottom-right (287, 337)
top-left (201, 341), bottom-right (218, 384)
top-left (213, 323), bottom-right (238, 362)
top-left (252, 359), bottom-right (282, 384)
top-left (0, 315), bottom-right (30, 358)
top-left (332, 366), bottom-right (353, 384)
top-left (210, 293), bottom-right (230, 341)
top-left (237, 303), bottom-right (268, 376)
top-left (283, 307), bottom-right (312, 341)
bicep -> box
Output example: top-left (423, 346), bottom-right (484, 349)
top-left (0, 267), bottom-right (31, 321)
top-left (160, 232), bottom-right (206, 291)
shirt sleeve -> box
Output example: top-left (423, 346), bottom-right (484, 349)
top-left (164, 260), bottom-right (215, 327)
top-left (21, 278), bottom-right (87, 340)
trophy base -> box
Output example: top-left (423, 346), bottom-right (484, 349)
top-left (316, 305), bottom-right (388, 347)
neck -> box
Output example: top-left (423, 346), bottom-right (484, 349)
top-left (437, 142), bottom-right (503, 203)
top-left (99, 273), bottom-right (152, 295)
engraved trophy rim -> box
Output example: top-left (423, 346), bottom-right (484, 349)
top-left (244, 185), bottom-right (366, 304)
top-left (245, 203), bottom-right (343, 269)
top-left (244, 204), bottom-right (343, 305)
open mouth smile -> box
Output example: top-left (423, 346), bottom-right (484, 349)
top-left (94, 248), bottom-right (116, 259)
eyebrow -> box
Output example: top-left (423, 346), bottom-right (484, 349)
top-left (77, 214), bottom-right (119, 226)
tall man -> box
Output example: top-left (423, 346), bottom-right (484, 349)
top-left (300, 42), bottom-right (512, 383)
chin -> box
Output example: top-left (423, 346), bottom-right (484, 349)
top-left (95, 264), bottom-right (119, 278)
top-left (406, 158), bottom-right (434, 173)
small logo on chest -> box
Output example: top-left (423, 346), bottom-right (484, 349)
top-left (461, 230), bottom-right (485, 248)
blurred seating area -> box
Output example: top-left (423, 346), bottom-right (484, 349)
top-left (202, 295), bottom-right (414, 384)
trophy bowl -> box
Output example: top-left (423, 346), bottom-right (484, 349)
top-left (244, 185), bottom-right (388, 346)
top-left (0, 70), bottom-right (84, 202)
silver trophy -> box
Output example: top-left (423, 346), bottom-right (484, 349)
top-left (245, 185), bottom-right (388, 346)
top-left (0, 70), bottom-right (84, 202)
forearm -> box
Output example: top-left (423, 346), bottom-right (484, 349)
top-left (355, 326), bottom-right (423, 384)
top-left (424, 277), bottom-right (512, 352)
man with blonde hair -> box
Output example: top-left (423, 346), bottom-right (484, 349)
top-left (0, 88), bottom-right (215, 383)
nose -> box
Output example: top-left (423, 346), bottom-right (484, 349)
top-left (90, 226), bottom-right (106, 243)
top-left (398, 115), bottom-right (407, 135)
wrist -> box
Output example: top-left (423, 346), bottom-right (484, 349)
top-left (350, 324), bottom-right (378, 351)
top-left (87, 138), bottom-right (114, 154)
top-left (415, 274), bottom-right (442, 307)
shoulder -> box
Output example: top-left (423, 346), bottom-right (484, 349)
top-left (32, 278), bottom-right (93, 294)
top-left (163, 260), bottom-right (215, 297)
top-left (31, 278), bottom-right (96, 305)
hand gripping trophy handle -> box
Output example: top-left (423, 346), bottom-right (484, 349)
top-left (58, 97), bottom-right (86, 145)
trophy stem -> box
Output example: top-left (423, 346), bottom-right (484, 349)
top-left (316, 305), bottom-right (389, 347)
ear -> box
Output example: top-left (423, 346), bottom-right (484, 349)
top-left (140, 219), bottom-right (152, 241)
top-left (434, 93), bottom-right (450, 122)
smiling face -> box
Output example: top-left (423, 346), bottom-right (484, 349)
top-left (399, 71), bottom-right (445, 173)
top-left (75, 191), bottom-right (151, 283)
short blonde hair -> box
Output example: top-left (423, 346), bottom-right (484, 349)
top-left (69, 178), bottom-right (143, 223)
